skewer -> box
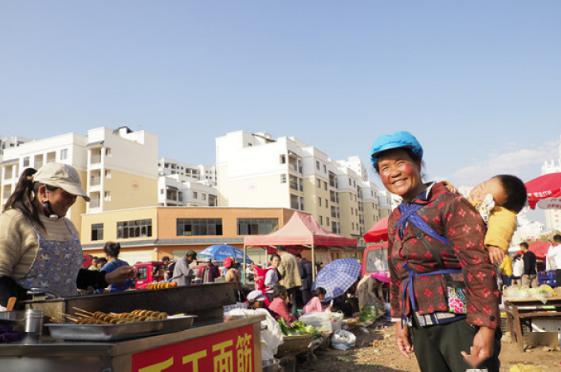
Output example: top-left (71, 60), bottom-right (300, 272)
top-left (72, 307), bottom-right (94, 316)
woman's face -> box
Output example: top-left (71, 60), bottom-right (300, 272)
top-left (39, 185), bottom-right (77, 217)
top-left (318, 292), bottom-right (325, 301)
top-left (377, 149), bottom-right (422, 200)
top-left (271, 256), bottom-right (280, 268)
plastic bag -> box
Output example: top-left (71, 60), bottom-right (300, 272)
top-left (331, 329), bottom-right (356, 350)
top-left (299, 312), bottom-right (333, 333)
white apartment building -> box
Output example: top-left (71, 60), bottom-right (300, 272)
top-left (0, 136), bottom-right (28, 156)
top-left (541, 137), bottom-right (561, 232)
top-left (216, 130), bottom-right (391, 239)
top-left (158, 157), bottom-right (217, 186)
top-left (0, 126), bottom-right (159, 232)
top-left (158, 174), bottom-right (218, 207)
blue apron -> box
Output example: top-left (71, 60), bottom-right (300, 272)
top-left (17, 219), bottom-right (83, 298)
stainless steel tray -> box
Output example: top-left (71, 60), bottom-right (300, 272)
top-left (46, 315), bottom-right (196, 341)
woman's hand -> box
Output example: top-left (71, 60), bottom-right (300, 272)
top-left (487, 246), bottom-right (505, 265)
top-left (461, 326), bottom-right (495, 368)
top-left (105, 266), bottom-right (136, 284)
top-left (395, 322), bottom-right (413, 358)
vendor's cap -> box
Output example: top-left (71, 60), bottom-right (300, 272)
top-left (370, 131), bottom-right (423, 169)
top-left (247, 290), bottom-right (266, 302)
top-left (33, 163), bottom-right (90, 201)
top-left (224, 257), bottom-right (234, 268)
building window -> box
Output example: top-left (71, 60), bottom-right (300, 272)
top-left (318, 197), bottom-right (322, 207)
top-left (237, 218), bottom-right (279, 235)
top-left (91, 223), bottom-right (104, 241)
top-left (325, 198), bottom-right (329, 208)
top-left (316, 161), bottom-right (320, 170)
top-left (280, 155), bottom-right (286, 164)
top-left (202, 193), bottom-right (207, 201)
top-left (193, 191), bottom-right (198, 199)
top-left (23, 157), bottom-right (30, 167)
top-left (104, 191), bottom-right (111, 201)
top-left (177, 218), bottom-right (223, 236)
top-left (316, 178), bottom-right (321, 188)
top-left (117, 219), bottom-right (152, 239)
top-left (323, 164), bottom-right (327, 173)
top-left (105, 147), bottom-right (112, 156)
top-left (105, 169), bottom-right (111, 179)
top-left (323, 181), bottom-right (327, 191)
top-left (280, 174), bottom-right (287, 183)
top-left (60, 149), bottom-right (68, 161)
top-left (320, 216), bottom-right (323, 225)
top-left (326, 217), bottom-right (330, 225)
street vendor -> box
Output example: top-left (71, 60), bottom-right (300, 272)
top-left (371, 131), bottom-right (501, 371)
top-left (0, 163), bottom-right (135, 310)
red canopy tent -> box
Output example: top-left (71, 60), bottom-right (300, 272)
top-left (363, 216), bottom-right (389, 243)
top-left (243, 211), bottom-right (357, 279)
top-left (525, 172), bottom-right (561, 209)
top-left (529, 241), bottom-right (550, 260)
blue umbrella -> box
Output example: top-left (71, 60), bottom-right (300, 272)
top-left (312, 258), bottom-right (361, 301)
top-left (197, 245), bottom-right (253, 264)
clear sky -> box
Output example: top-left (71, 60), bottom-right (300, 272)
top-left (1, 1), bottom-right (560, 193)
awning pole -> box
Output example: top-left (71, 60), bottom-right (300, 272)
top-left (242, 244), bottom-right (247, 286)
top-left (311, 244), bottom-right (316, 281)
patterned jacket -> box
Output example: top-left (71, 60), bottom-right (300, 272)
top-left (388, 182), bottom-right (500, 329)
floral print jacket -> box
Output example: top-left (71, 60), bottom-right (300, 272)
top-left (388, 182), bottom-right (500, 329)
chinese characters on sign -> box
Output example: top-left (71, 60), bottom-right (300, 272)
top-left (132, 325), bottom-right (255, 372)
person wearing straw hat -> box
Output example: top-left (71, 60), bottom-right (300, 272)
top-left (0, 163), bottom-right (135, 309)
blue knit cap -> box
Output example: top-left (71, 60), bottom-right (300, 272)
top-left (370, 131), bottom-right (423, 168)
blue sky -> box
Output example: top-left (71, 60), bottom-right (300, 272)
top-left (1, 1), bottom-right (560, 193)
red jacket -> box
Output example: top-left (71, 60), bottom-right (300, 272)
top-left (388, 182), bottom-right (500, 329)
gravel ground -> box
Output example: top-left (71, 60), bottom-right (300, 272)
top-left (298, 321), bottom-right (561, 372)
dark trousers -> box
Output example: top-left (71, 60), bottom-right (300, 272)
top-left (287, 287), bottom-right (299, 316)
top-left (301, 288), bottom-right (312, 306)
top-left (410, 320), bottom-right (501, 372)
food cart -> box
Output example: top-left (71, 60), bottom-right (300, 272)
top-left (0, 283), bottom-right (264, 371)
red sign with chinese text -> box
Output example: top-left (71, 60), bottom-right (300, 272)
top-left (131, 324), bottom-right (255, 372)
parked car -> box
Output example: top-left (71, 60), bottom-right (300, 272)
top-left (134, 261), bottom-right (166, 289)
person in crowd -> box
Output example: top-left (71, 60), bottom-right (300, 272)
top-left (0, 164), bottom-right (134, 309)
top-left (264, 254), bottom-right (281, 301)
top-left (297, 254), bottom-right (313, 306)
top-left (277, 247), bottom-right (302, 316)
top-left (172, 250), bottom-right (197, 286)
top-left (100, 242), bottom-right (134, 292)
top-left (371, 131), bottom-right (501, 371)
top-left (88, 256), bottom-right (99, 271)
top-left (95, 257), bottom-right (107, 271)
top-left (223, 257), bottom-right (243, 301)
top-left (161, 256), bottom-right (172, 281)
top-left (202, 259), bottom-right (220, 283)
top-left (247, 289), bottom-right (269, 309)
top-left (498, 254), bottom-right (513, 289)
top-left (511, 254), bottom-right (524, 286)
top-left (268, 285), bottom-right (296, 324)
top-left (546, 234), bottom-right (561, 285)
top-left (303, 287), bottom-right (331, 314)
top-left (520, 242), bottom-right (537, 288)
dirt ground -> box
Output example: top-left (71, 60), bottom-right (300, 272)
top-left (298, 321), bottom-right (561, 372)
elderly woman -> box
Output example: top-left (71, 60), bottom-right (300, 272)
top-left (0, 163), bottom-right (134, 309)
top-left (371, 132), bottom-right (501, 371)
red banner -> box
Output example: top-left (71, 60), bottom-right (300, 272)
top-left (131, 324), bottom-right (255, 372)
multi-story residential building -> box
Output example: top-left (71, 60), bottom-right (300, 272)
top-left (542, 136), bottom-right (561, 231)
top-left (157, 158), bottom-right (218, 207)
top-left (0, 126), bottom-right (158, 232)
top-left (216, 130), bottom-right (390, 239)
top-left (80, 206), bottom-right (295, 264)
top-left (158, 157), bottom-right (217, 186)
top-left (158, 174), bottom-right (218, 207)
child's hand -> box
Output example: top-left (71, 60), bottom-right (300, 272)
top-left (487, 246), bottom-right (505, 265)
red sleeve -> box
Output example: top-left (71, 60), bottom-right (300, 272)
top-left (387, 213), bottom-right (402, 319)
top-left (442, 195), bottom-right (500, 329)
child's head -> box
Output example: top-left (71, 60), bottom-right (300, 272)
top-left (313, 287), bottom-right (327, 301)
top-left (469, 174), bottom-right (527, 213)
top-left (272, 285), bottom-right (288, 301)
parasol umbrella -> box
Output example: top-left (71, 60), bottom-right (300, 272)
top-left (529, 241), bottom-right (550, 260)
top-left (312, 258), bottom-right (361, 301)
top-left (525, 172), bottom-right (561, 209)
top-left (364, 216), bottom-right (389, 243)
top-left (197, 244), bottom-right (253, 264)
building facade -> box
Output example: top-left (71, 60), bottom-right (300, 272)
top-left (80, 206), bottom-right (295, 264)
top-left (216, 130), bottom-right (391, 241)
top-left (541, 137), bottom-right (561, 231)
top-left (0, 127), bottom-right (159, 232)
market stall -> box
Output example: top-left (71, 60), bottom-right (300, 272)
top-left (243, 211), bottom-right (357, 281)
top-left (0, 283), bottom-right (265, 372)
